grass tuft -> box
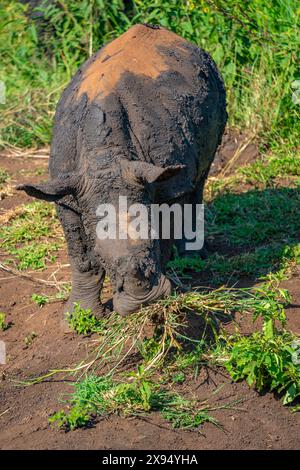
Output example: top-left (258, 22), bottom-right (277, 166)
top-left (49, 371), bottom-right (228, 431)
top-left (66, 303), bottom-right (105, 336)
top-left (0, 201), bottom-right (63, 270)
top-left (0, 312), bottom-right (10, 331)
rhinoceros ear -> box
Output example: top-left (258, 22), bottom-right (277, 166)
top-left (120, 160), bottom-right (186, 187)
top-left (16, 174), bottom-right (77, 202)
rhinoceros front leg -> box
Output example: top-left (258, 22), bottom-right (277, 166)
top-left (56, 205), bottom-right (106, 319)
top-left (65, 263), bottom-right (106, 318)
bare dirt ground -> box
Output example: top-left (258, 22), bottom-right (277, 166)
top-left (0, 135), bottom-right (299, 450)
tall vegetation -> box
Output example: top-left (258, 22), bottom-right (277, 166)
top-left (0, 0), bottom-right (299, 148)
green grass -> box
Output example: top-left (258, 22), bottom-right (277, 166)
top-left (66, 303), bottom-right (105, 335)
top-left (49, 370), bottom-right (228, 431)
top-left (208, 243), bottom-right (300, 281)
top-left (0, 2), bottom-right (65, 147)
top-left (168, 243), bottom-right (300, 283)
top-left (0, 201), bottom-right (63, 270)
top-left (167, 247), bottom-right (205, 277)
top-left (0, 201), bottom-right (60, 245)
top-left (31, 285), bottom-right (72, 306)
top-left (206, 173), bottom-right (300, 282)
top-left (221, 330), bottom-right (300, 405)
top-left (206, 188), bottom-right (300, 247)
top-left (240, 153), bottom-right (300, 187)
top-left (0, 312), bottom-right (10, 331)
top-left (0, 1), bottom-right (299, 149)
top-left (169, 165), bottom-right (300, 283)
top-left (214, 290), bottom-right (300, 405)
top-left (8, 242), bottom-right (60, 270)
top-left (206, 151), bottom-right (300, 202)
top-left (31, 293), bottom-right (50, 307)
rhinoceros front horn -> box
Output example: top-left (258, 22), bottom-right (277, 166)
top-left (16, 174), bottom-right (78, 202)
top-left (120, 160), bottom-right (186, 187)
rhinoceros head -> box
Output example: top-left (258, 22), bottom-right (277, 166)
top-left (17, 160), bottom-right (186, 316)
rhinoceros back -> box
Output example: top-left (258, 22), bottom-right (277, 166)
top-left (50, 24), bottom-right (227, 184)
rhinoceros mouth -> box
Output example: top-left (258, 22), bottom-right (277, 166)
top-left (112, 274), bottom-right (171, 316)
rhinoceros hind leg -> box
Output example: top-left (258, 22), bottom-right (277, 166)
top-left (175, 176), bottom-right (208, 259)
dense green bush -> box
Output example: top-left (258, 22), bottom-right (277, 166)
top-left (0, 0), bottom-right (299, 148)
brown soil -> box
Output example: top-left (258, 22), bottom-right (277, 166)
top-left (210, 129), bottom-right (259, 176)
top-left (0, 137), bottom-right (299, 450)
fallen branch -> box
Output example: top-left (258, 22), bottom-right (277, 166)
top-left (220, 135), bottom-right (255, 177)
top-left (0, 146), bottom-right (50, 160)
top-left (0, 262), bottom-right (68, 289)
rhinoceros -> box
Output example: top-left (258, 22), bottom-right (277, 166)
top-left (17, 24), bottom-right (227, 317)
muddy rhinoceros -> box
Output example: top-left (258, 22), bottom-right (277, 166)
top-left (17, 24), bottom-right (227, 317)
